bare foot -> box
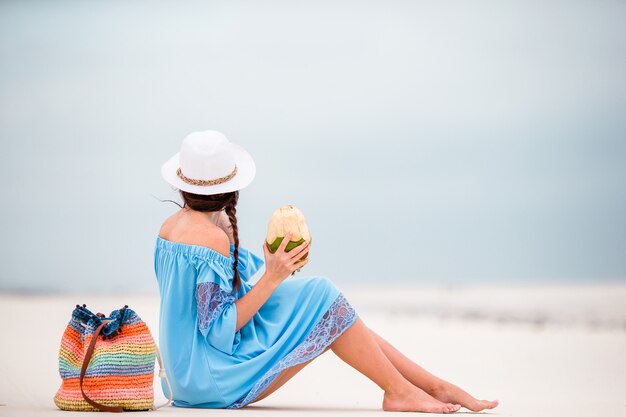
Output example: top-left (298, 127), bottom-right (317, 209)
top-left (430, 382), bottom-right (498, 412)
top-left (383, 384), bottom-right (461, 414)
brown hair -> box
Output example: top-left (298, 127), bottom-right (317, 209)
top-left (180, 190), bottom-right (242, 291)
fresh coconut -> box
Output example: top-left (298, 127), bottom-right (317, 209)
top-left (265, 205), bottom-right (311, 261)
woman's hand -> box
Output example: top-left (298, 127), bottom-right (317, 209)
top-left (262, 232), bottom-right (310, 284)
top-left (235, 233), bottom-right (310, 331)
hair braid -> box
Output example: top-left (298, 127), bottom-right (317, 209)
top-left (224, 191), bottom-right (241, 291)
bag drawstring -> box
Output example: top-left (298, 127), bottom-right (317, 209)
top-left (154, 345), bottom-right (173, 410)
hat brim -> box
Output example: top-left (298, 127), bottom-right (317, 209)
top-left (161, 143), bottom-right (256, 195)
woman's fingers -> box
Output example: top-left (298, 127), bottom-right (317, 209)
top-left (263, 234), bottom-right (312, 280)
top-left (277, 233), bottom-right (292, 253)
top-left (289, 240), bottom-right (310, 260)
top-left (290, 258), bottom-right (309, 275)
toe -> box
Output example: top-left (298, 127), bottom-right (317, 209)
top-left (448, 403), bottom-right (461, 413)
top-left (469, 399), bottom-right (499, 411)
top-left (479, 399), bottom-right (498, 409)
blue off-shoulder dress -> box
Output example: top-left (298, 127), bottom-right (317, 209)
top-left (153, 236), bottom-right (358, 409)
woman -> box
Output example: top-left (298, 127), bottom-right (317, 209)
top-left (154, 130), bottom-right (498, 413)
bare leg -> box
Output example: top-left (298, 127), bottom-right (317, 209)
top-left (330, 317), bottom-right (460, 413)
top-left (370, 328), bottom-right (499, 412)
top-left (249, 347), bottom-right (331, 404)
top-left (249, 318), bottom-right (460, 413)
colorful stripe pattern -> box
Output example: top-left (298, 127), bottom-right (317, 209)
top-left (54, 305), bottom-right (157, 411)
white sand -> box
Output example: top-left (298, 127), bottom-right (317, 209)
top-left (1, 282), bottom-right (625, 417)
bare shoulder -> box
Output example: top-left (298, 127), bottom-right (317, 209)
top-left (159, 211), bottom-right (231, 257)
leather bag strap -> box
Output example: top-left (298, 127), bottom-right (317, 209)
top-left (79, 322), bottom-right (124, 413)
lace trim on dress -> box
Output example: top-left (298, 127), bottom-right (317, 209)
top-left (227, 293), bottom-right (357, 409)
top-left (196, 282), bottom-right (235, 334)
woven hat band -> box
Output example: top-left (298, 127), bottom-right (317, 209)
top-left (176, 165), bottom-right (238, 187)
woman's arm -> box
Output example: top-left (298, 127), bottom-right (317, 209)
top-left (234, 233), bottom-right (309, 331)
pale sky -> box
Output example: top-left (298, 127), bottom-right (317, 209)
top-left (1, 0), bottom-right (625, 292)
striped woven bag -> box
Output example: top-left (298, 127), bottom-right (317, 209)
top-left (54, 304), bottom-right (172, 412)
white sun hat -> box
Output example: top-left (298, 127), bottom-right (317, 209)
top-left (161, 130), bottom-right (256, 195)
